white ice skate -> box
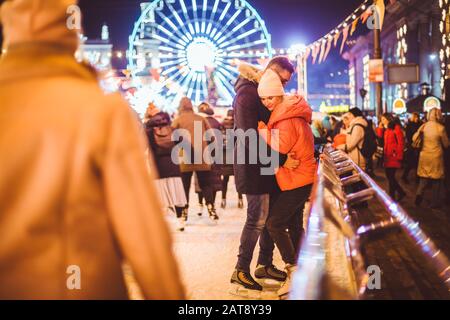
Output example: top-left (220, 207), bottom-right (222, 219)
top-left (277, 264), bottom-right (297, 299)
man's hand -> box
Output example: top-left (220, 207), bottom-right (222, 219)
top-left (283, 152), bottom-right (299, 170)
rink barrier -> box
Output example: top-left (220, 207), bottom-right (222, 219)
top-left (290, 146), bottom-right (450, 300)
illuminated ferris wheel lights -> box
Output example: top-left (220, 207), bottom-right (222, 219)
top-left (129, 0), bottom-right (272, 107)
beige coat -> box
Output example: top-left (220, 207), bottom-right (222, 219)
top-left (337, 116), bottom-right (367, 168)
top-left (413, 112), bottom-right (449, 180)
top-left (172, 104), bottom-right (212, 172)
top-left (0, 0), bottom-right (184, 300)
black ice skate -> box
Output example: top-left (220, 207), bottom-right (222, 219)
top-left (254, 264), bottom-right (287, 282)
top-left (182, 207), bottom-right (188, 222)
top-left (207, 204), bottom-right (219, 221)
top-left (198, 202), bottom-right (204, 216)
top-left (230, 270), bottom-right (262, 299)
top-left (220, 199), bottom-right (226, 209)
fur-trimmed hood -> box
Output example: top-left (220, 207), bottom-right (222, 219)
top-left (234, 63), bottom-right (263, 93)
top-left (238, 63), bottom-right (263, 83)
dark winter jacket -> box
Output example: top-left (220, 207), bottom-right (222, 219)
top-left (405, 120), bottom-right (422, 146)
top-left (232, 64), bottom-right (287, 195)
top-left (222, 114), bottom-right (235, 176)
top-left (201, 113), bottom-right (223, 192)
top-left (145, 112), bottom-right (181, 179)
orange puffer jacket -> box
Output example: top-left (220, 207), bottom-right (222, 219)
top-left (258, 95), bottom-right (317, 191)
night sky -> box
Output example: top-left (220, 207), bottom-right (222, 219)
top-left (79, 0), bottom-right (363, 50)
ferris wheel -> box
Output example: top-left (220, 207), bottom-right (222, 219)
top-left (128, 0), bottom-right (272, 109)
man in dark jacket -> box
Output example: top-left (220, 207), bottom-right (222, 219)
top-left (230, 57), bottom-right (299, 297)
top-left (402, 112), bottom-right (422, 183)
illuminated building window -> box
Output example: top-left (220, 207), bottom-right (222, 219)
top-left (349, 66), bottom-right (356, 108)
top-left (363, 55), bottom-right (370, 110)
top-left (396, 24), bottom-right (408, 99)
top-left (439, 0), bottom-right (450, 91)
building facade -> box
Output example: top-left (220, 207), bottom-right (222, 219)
top-left (76, 24), bottom-right (113, 71)
top-left (344, 0), bottom-right (445, 113)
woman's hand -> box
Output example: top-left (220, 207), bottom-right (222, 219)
top-left (258, 121), bottom-right (267, 131)
top-left (283, 152), bottom-right (300, 170)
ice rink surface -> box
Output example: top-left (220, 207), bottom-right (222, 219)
top-left (125, 176), bottom-right (283, 300)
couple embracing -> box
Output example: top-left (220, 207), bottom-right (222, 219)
top-left (231, 57), bottom-right (317, 299)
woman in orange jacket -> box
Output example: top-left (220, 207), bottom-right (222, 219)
top-left (257, 69), bottom-right (317, 298)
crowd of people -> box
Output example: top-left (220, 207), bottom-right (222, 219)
top-left (322, 107), bottom-right (450, 209)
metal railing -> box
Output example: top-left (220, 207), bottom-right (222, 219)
top-left (290, 146), bottom-right (450, 300)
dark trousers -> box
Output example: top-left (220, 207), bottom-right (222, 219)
top-left (417, 178), bottom-right (445, 207)
top-left (236, 194), bottom-right (274, 272)
top-left (181, 171), bottom-right (214, 206)
top-left (385, 168), bottom-right (405, 199)
top-left (222, 175), bottom-right (242, 200)
top-left (266, 184), bottom-right (313, 265)
top-left (402, 149), bottom-right (419, 180)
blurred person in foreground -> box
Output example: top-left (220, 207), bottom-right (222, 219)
top-left (0, 0), bottom-right (184, 299)
top-left (413, 108), bottom-right (449, 209)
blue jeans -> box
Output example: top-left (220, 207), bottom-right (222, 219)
top-left (235, 194), bottom-right (274, 272)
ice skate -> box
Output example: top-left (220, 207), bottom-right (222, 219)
top-left (220, 199), bottom-right (226, 209)
top-left (182, 207), bottom-right (188, 222)
top-left (198, 202), bottom-right (204, 216)
top-left (277, 264), bottom-right (297, 300)
top-left (176, 217), bottom-right (185, 232)
top-left (238, 198), bottom-right (244, 209)
top-left (207, 204), bottom-right (219, 221)
top-left (229, 270), bottom-right (262, 299)
top-left (254, 264), bottom-right (287, 289)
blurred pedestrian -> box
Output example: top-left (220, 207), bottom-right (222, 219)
top-left (221, 109), bottom-right (244, 209)
top-left (377, 113), bottom-right (406, 201)
top-left (413, 108), bottom-right (449, 208)
top-left (144, 104), bottom-right (188, 232)
top-left (0, 0), bottom-right (184, 299)
top-left (172, 97), bottom-right (219, 220)
top-left (402, 112), bottom-right (422, 183)
top-left (336, 108), bottom-right (368, 168)
top-left (197, 102), bottom-right (223, 215)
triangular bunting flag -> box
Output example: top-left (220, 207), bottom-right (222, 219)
top-left (350, 17), bottom-right (359, 36)
top-left (340, 26), bottom-right (350, 54)
top-left (304, 47), bottom-right (311, 61)
top-left (318, 40), bottom-right (326, 64)
top-left (361, 8), bottom-right (372, 24)
top-left (323, 37), bottom-right (333, 63)
top-left (375, 0), bottom-right (386, 30)
top-left (333, 31), bottom-right (340, 47)
top-left (311, 43), bottom-right (320, 64)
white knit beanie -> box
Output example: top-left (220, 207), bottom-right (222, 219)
top-left (258, 69), bottom-right (285, 97)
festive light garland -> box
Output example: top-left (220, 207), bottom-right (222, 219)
top-left (301, 0), bottom-right (386, 65)
top-left (439, 0), bottom-right (450, 91)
